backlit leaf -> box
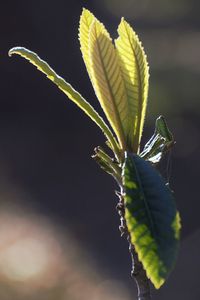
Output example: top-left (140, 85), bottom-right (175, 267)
top-left (8, 47), bottom-right (120, 157)
top-left (140, 116), bottom-right (174, 164)
top-left (155, 115), bottom-right (173, 144)
top-left (88, 19), bottom-right (131, 150)
top-left (115, 19), bottom-right (149, 152)
top-left (79, 8), bottom-right (95, 80)
top-left (122, 153), bottom-right (180, 289)
top-left (92, 146), bottom-right (121, 184)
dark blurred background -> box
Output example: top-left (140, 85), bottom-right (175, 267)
top-left (0, 0), bottom-right (199, 299)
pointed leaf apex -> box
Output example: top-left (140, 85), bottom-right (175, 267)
top-left (81, 7), bottom-right (88, 14)
top-left (117, 17), bottom-right (127, 32)
top-left (119, 18), bottom-right (128, 28)
top-left (80, 7), bottom-right (94, 18)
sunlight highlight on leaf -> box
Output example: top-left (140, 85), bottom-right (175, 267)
top-left (79, 9), bottom-right (95, 80)
top-left (140, 116), bottom-right (174, 164)
top-left (8, 47), bottom-right (120, 158)
top-left (122, 153), bottom-right (180, 289)
top-left (115, 19), bottom-right (149, 152)
top-left (88, 19), bottom-right (131, 150)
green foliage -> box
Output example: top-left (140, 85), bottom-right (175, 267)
top-left (140, 115), bottom-right (174, 164)
top-left (8, 47), bottom-right (120, 160)
top-left (115, 18), bottom-right (149, 152)
top-left (79, 9), bottom-right (149, 151)
top-left (92, 147), bottom-right (122, 185)
top-left (122, 153), bottom-right (180, 288)
top-left (9, 8), bottom-right (181, 291)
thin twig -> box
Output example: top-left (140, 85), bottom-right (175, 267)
top-left (116, 190), bottom-right (151, 300)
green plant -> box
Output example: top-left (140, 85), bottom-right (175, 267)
top-left (9, 8), bottom-right (181, 299)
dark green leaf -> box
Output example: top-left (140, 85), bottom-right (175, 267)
top-left (155, 115), bottom-right (173, 143)
top-left (122, 153), bottom-right (180, 288)
top-left (140, 116), bottom-right (174, 164)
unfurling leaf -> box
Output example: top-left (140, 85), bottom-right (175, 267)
top-left (140, 116), bottom-right (174, 164)
top-left (92, 146), bottom-right (121, 184)
top-left (122, 153), bottom-right (180, 289)
top-left (155, 115), bottom-right (173, 144)
top-left (115, 19), bottom-right (149, 152)
top-left (8, 47), bottom-right (120, 158)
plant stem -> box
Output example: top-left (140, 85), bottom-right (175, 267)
top-left (116, 190), bottom-right (151, 300)
top-left (129, 241), bottom-right (151, 300)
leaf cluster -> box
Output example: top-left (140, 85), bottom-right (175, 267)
top-left (9, 8), bottom-right (181, 290)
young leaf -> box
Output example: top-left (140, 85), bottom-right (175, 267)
top-left (142, 135), bottom-right (165, 164)
top-left (115, 19), bottom-right (149, 153)
top-left (87, 18), bottom-right (133, 151)
top-left (92, 146), bottom-right (121, 184)
top-left (155, 115), bottom-right (173, 145)
top-left (122, 153), bottom-right (180, 289)
top-left (8, 47), bottom-right (120, 158)
top-left (79, 8), bottom-right (95, 80)
top-left (140, 116), bottom-right (174, 163)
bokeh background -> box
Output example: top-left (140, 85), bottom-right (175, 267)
top-left (0, 0), bottom-right (200, 299)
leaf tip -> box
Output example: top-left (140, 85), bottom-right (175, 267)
top-left (81, 7), bottom-right (88, 17)
top-left (154, 278), bottom-right (165, 290)
top-left (8, 47), bottom-right (18, 57)
top-left (80, 7), bottom-right (94, 19)
top-left (82, 7), bottom-right (90, 12)
top-left (117, 17), bottom-right (125, 32)
top-left (120, 17), bottom-right (129, 28)
top-left (8, 47), bottom-right (26, 57)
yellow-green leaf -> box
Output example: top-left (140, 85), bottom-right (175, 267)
top-left (115, 18), bottom-right (149, 152)
top-left (88, 19), bottom-right (131, 150)
top-left (8, 47), bottom-right (120, 158)
top-left (79, 8), bottom-right (95, 80)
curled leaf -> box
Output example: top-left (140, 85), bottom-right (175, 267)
top-left (140, 116), bottom-right (174, 164)
top-left (8, 47), bottom-right (120, 158)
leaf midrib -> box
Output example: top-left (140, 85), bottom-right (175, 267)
top-left (124, 25), bottom-right (143, 152)
top-left (131, 157), bottom-right (158, 243)
top-left (94, 25), bottom-right (127, 150)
